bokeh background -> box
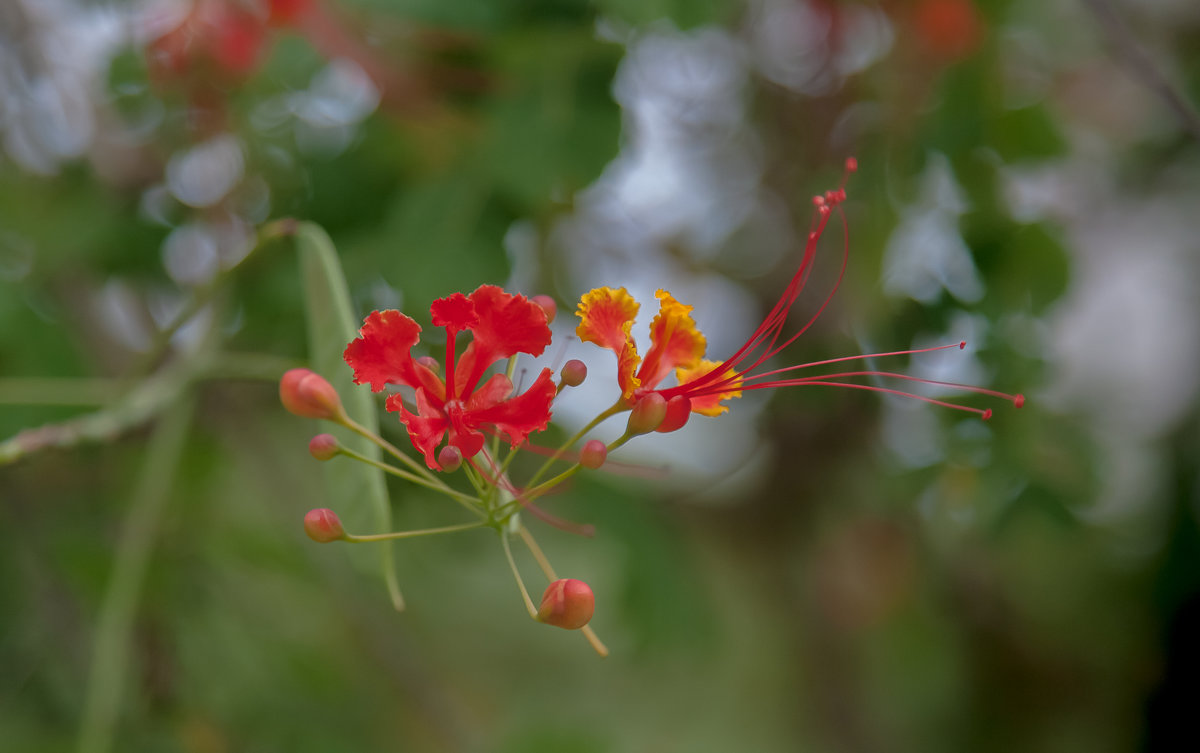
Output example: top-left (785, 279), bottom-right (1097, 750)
top-left (3, 0), bottom-right (1199, 751)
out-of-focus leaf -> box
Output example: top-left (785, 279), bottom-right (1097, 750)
top-left (295, 222), bottom-right (401, 608)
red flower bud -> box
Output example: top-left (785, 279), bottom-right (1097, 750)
top-left (280, 368), bottom-right (345, 422)
top-left (579, 439), bottom-right (607, 469)
top-left (537, 578), bottom-right (595, 630)
top-left (560, 359), bottom-right (587, 388)
top-left (655, 395), bottom-right (692, 433)
top-left (304, 508), bottom-right (345, 543)
top-left (626, 392), bottom-right (667, 435)
top-left (437, 445), bottom-right (463, 473)
top-left (531, 295), bottom-right (557, 324)
top-left (308, 433), bottom-right (339, 461)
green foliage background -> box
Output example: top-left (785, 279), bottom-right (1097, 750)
top-left (2, 0), bottom-right (1199, 751)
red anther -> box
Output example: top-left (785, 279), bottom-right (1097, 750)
top-left (531, 295), bottom-right (558, 324)
top-left (981, 409), bottom-right (993, 421)
top-left (579, 440), bottom-right (608, 470)
top-left (537, 578), bottom-right (595, 630)
top-left (845, 157), bottom-right (858, 172)
top-left (813, 195), bottom-right (826, 207)
top-left (304, 508), bottom-right (345, 543)
top-left (958, 341), bottom-right (966, 350)
top-left (1014, 394), bottom-right (1026, 409)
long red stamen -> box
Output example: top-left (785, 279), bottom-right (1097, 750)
top-left (665, 159), bottom-right (857, 399)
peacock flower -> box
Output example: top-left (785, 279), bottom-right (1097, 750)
top-left (576, 159), bottom-right (1024, 424)
top-left (344, 284), bottom-right (557, 469)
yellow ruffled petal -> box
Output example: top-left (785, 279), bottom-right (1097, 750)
top-left (638, 289), bottom-right (707, 390)
top-left (676, 359), bottom-right (742, 416)
top-left (576, 287), bottom-right (642, 400)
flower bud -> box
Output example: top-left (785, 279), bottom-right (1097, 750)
top-left (304, 508), bottom-right (345, 543)
top-left (656, 395), bottom-right (692, 433)
top-left (537, 578), bottom-right (595, 630)
top-left (579, 439), bottom-right (607, 469)
top-left (626, 393), bottom-right (667, 435)
top-left (280, 368), bottom-right (345, 422)
top-left (308, 433), bottom-right (339, 461)
top-left (560, 359), bottom-right (587, 388)
top-left (437, 445), bottom-right (463, 473)
top-left (531, 295), bottom-right (557, 324)
top-left (416, 355), bottom-right (440, 374)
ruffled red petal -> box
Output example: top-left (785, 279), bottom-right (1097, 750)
top-left (344, 310), bottom-right (443, 397)
top-left (430, 292), bottom-right (478, 332)
top-left (466, 373), bottom-right (514, 412)
top-left (389, 390), bottom-right (448, 469)
top-left (454, 285), bottom-right (552, 397)
top-left (469, 367), bottom-right (556, 448)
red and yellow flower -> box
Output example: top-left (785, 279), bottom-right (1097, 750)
top-left (576, 159), bottom-right (1024, 423)
top-left (344, 284), bottom-right (557, 469)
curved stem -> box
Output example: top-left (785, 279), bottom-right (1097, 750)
top-left (335, 444), bottom-right (483, 514)
top-left (77, 397), bottom-right (195, 753)
top-left (500, 532), bottom-right (538, 618)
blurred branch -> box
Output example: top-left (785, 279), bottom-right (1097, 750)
top-left (77, 395), bottom-right (195, 753)
top-left (1083, 0), bottom-right (1200, 142)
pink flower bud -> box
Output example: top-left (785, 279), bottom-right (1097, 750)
top-left (531, 295), bottom-right (557, 324)
top-left (437, 445), bottom-right (463, 473)
top-left (537, 578), bottom-right (595, 630)
top-left (579, 439), bottom-right (607, 469)
top-left (308, 433), bottom-right (339, 461)
top-left (416, 355), bottom-right (441, 374)
top-left (560, 359), bottom-right (587, 388)
top-left (656, 395), bottom-right (692, 433)
top-left (626, 393), bottom-right (667, 435)
top-left (304, 508), bottom-right (345, 543)
top-left (280, 369), bottom-right (345, 421)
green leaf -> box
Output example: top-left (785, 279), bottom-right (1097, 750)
top-left (295, 222), bottom-right (403, 610)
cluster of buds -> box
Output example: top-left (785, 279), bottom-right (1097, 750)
top-left (280, 160), bottom-right (1023, 655)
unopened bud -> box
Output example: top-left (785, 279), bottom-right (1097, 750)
top-left (308, 433), bottom-right (339, 461)
top-left (416, 355), bottom-right (440, 374)
top-left (537, 578), bottom-right (594, 630)
top-left (531, 295), bottom-right (557, 324)
top-left (437, 445), bottom-right (463, 473)
top-left (579, 439), bottom-right (607, 469)
top-left (656, 395), bottom-right (692, 433)
top-left (560, 359), bottom-right (587, 388)
top-left (626, 393), bottom-right (667, 435)
top-left (304, 508), bottom-right (345, 543)
top-left (280, 368), bottom-right (345, 422)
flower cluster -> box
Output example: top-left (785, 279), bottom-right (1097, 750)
top-left (280, 160), bottom-right (1023, 655)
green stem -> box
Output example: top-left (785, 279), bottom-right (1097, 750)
top-left (344, 520), bottom-right (490, 543)
top-left (340, 415), bottom-right (441, 485)
top-left (524, 400), bottom-right (626, 490)
top-left (0, 378), bottom-right (123, 406)
top-left (334, 445), bottom-right (482, 514)
top-left (500, 532), bottom-right (538, 619)
top-left (77, 397), bottom-right (195, 753)
top-left (518, 525), bottom-right (609, 657)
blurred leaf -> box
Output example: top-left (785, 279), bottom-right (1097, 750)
top-left (295, 222), bottom-right (401, 608)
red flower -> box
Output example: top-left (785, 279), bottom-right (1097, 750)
top-left (577, 159), bottom-right (1024, 421)
top-left (344, 285), bottom-right (557, 469)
